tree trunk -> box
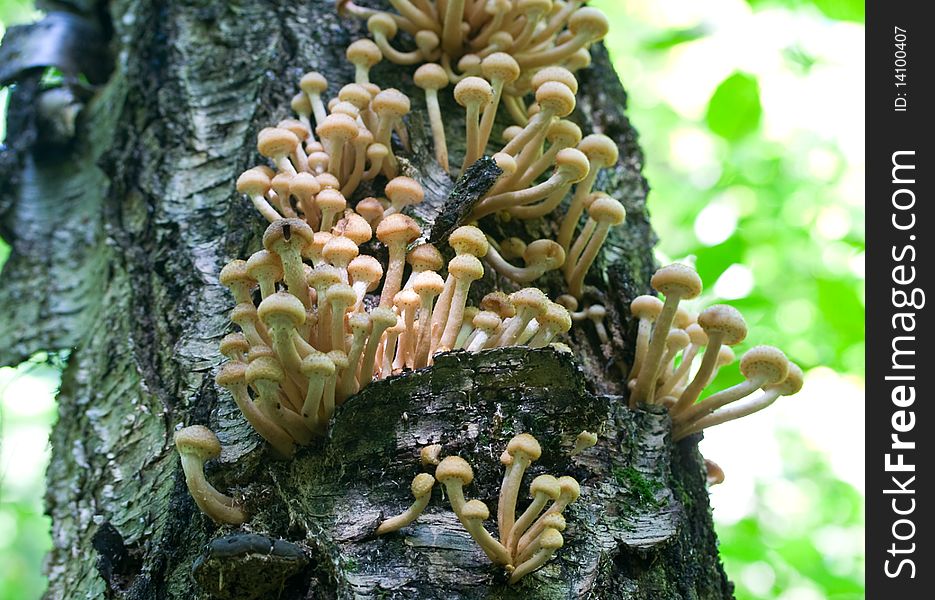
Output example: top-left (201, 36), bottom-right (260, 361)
top-left (0, 1), bottom-right (734, 598)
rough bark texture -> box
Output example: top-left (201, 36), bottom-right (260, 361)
top-left (0, 1), bottom-right (734, 598)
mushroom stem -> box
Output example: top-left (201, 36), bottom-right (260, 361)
top-left (174, 426), bottom-right (247, 525)
top-left (377, 473), bottom-right (436, 534)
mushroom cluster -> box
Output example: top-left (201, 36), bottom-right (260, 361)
top-left (377, 433), bottom-right (580, 584)
top-left (626, 263), bottom-right (804, 440)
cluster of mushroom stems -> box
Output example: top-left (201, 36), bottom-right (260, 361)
top-left (626, 263), bottom-right (804, 441)
top-left (377, 433), bottom-right (579, 583)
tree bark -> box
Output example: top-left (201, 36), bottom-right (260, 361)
top-left (0, 1), bottom-right (734, 598)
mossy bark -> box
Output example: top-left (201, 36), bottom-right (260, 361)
top-left (0, 1), bottom-right (733, 598)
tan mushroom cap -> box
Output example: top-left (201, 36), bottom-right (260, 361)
top-left (568, 6), bottom-right (611, 40)
top-left (697, 304), bottom-right (748, 345)
top-left (411, 472), bottom-right (436, 497)
top-left (215, 361), bottom-right (247, 387)
top-left (310, 233), bottom-right (335, 260)
top-left (587, 194), bottom-right (626, 225)
top-left (529, 474), bottom-right (562, 499)
top-left (532, 66), bottom-right (580, 94)
top-left (524, 240), bottom-right (566, 269)
top-left (328, 350), bottom-right (349, 370)
top-left (385, 176), bottom-right (424, 208)
top-left (347, 311), bottom-right (372, 333)
top-left (371, 88), bottom-right (411, 118)
top-left (317, 172), bottom-right (341, 190)
top-left (717, 346), bottom-right (736, 367)
top-left (448, 254), bottom-right (485, 281)
top-left (448, 225), bottom-right (489, 257)
top-left (539, 302), bottom-right (573, 333)
top-left (333, 213), bottom-right (373, 245)
top-left (394, 288), bottom-right (421, 310)
top-left (300, 351), bottom-right (336, 377)
top-left (339, 83), bottom-right (373, 109)
top-left (557, 475), bottom-right (581, 501)
top-left (538, 527), bottom-right (565, 549)
top-left (220, 259), bottom-right (253, 285)
top-left (630, 295), bottom-right (664, 319)
top-left (219, 333), bottom-right (250, 358)
top-left (316, 188), bottom-right (348, 214)
top-left (493, 152), bottom-right (517, 176)
top-left (257, 127), bottom-right (300, 158)
top-left (290, 172), bottom-right (321, 197)
top-left (407, 244), bottom-right (444, 272)
top-left (322, 236), bottom-right (360, 266)
top-left (413, 270), bottom-right (445, 295)
top-left (435, 456), bottom-right (474, 486)
top-left (366, 12), bottom-right (398, 37)
top-left (246, 344), bottom-right (276, 361)
top-left (767, 362), bottom-right (805, 396)
top-left (461, 499), bottom-right (490, 520)
top-left (299, 71), bottom-right (328, 94)
top-left (480, 291), bottom-right (516, 318)
top-left (174, 425), bottom-right (222, 461)
top-left (278, 118), bottom-right (310, 141)
top-left (246, 356), bottom-right (285, 385)
top-left (674, 307), bottom-right (694, 329)
top-left (506, 433), bottom-right (542, 461)
top-left (258, 292), bottom-right (307, 327)
top-left (355, 197), bottom-right (385, 223)
top-left (376, 213), bottom-right (421, 246)
top-left (481, 52), bottom-right (521, 83)
top-left (348, 255), bottom-right (384, 289)
top-left (230, 302), bottom-right (260, 325)
top-left (414, 63), bottom-right (450, 90)
top-left (686, 323), bottom-right (708, 345)
top-left (511, 288), bottom-right (549, 313)
top-left (554, 148), bottom-right (591, 183)
top-left (739, 345), bottom-right (790, 385)
top-left (326, 283), bottom-right (357, 306)
top-left (546, 119), bottom-right (583, 145)
top-left (346, 38), bottom-right (382, 68)
top-left (578, 134), bottom-right (619, 167)
top-left (472, 310), bottom-right (502, 331)
top-left (586, 304), bottom-right (607, 320)
top-left (317, 113), bottom-right (359, 143)
top-left (291, 92), bottom-right (312, 116)
top-left (651, 263), bottom-right (703, 300)
top-left (534, 81), bottom-right (576, 116)
top-left (236, 168), bottom-right (271, 195)
top-left (666, 328), bottom-right (691, 350)
top-left (263, 218), bottom-right (315, 252)
top-left (454, 77), bottom-right (494, 107)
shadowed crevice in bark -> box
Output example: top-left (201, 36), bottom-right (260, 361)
top-left (0, 1), bottom-right (732, 598)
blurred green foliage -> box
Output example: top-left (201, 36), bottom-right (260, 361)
top-left (1, 0), bottom-right (864, 599)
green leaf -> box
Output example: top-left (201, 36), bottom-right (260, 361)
top-left (705, 72), bottom-right (762, 140)
top-left (644, 25), bottom-right (710, 51)
top-left (811, 0), bottom-right (864, 23)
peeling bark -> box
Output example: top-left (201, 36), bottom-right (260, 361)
top-left (0, 1), bottom-right (733, 598)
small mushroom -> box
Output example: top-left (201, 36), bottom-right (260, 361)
top-left (174, 425), bottom-right (247, 525)
top-left (377, 473), bottom-right (436, 534)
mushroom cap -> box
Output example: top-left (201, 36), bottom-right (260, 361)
top-left (457, 53), bottom-right (482, 74)
top-left (534, 81), bottom-right (576, 117)
top-left (257, 127), bottom-right (300, 158)
top-left (230, 302), bottom-right (260, 326)
top-left (316, 188), bottom-right (348, 214)
top-left (322, 235), bottom-right (360, 267)
top-left (540, 512), bottom-right (567, 531)
top-left (366, 12), bottom-right (398, 37)
top-left (739, 345), bottom-right (790, 385)
top-left (246, 356), bottom-right (285, 385)
top-left (697, 305), bottom-right (747, 345)
top-left (704, 459), bottom-right (725, 486)
top-left (308, 151), bottom-right (330, 172)
top-left (347, 312), bottom-right (372, 335)
top-left (630, 295), bottom-right (663, 320)
top-left (557, 475), bottom-right (581, 501)
top-left (472, 310), bottom-right (502, 331)
top-left (492, 153), bottom-right (517, 178)
top-left (236, 168), bottom-right (271, 196)
top-left (369, 306), bottom-right (399, 330)
top-left (435, 456), bottom-right (474, 486)
top-left (568, 6), bottom-right (610, 40)
top-left (366, 143), bottom-right (390, 162)
top-left (510, 288), bottom-right (549, 314)
top-left (394, 288), bottom-right (421, 311)
top-left (531, 66), bottom-right (579, 94)
top-left (330, 101), bottom-right (361, 119)
top-left (448, 254), bottom-right (485, 282)
top-left (310, 232), bottom-right (335, 258)
top-left (586, 194), bottom-right (626, 225)
top-left (454, 77), bottom-right (494, 107)
top-left (327, 350), bottom-right (350, 369)
top-left (263, 219), bottom-right (315, 253)
top-left (686, 323), bottom-right (708, 345)
top-left (506, 433), bottom-right (542, 462)
top-left (300, 351), bottom-right (336, 377)
top-left (270, 172), bottom-right (294, 198)
top-left (666, 328), bottom-right (690, 350)
top-left (376, 213), bottom-right (421, 247)
top-left (555, 294), bottom-right (578, 312)
top-left (501, 126), bottom-right (523, 143)
top-left (317, 172), bottom-right (341, 190)
top-left (346, 38), bottom-right (382, 68)
top-left (529, 474), bottom-right (561, 499)
top-left (539, 302), bottom-right (572, 333)
top-left (461, 499), bottom-right (490, 521)
top-left (546, 119), bottom-right (583, 146)
top-left (498, 237), bottom-right (527, 260)
top-left (307, 264), bottom-right (342, 289)
top-left (554, 148), bottom-right (591, 183)
top-left (481, 52), bottom-right (521, 83)
top-left (258, 292), bottom-right (307, 328)
top-left (586, 304), bottom-right (607, 320)
top-left (348, 255), bottom-right (384, 288)
top-left (299, 71), bottom-right (328, 94)
top-left (651, 263), bottom-right (703, 300)
top-left (219, 333), bottom-right (250, 358)
top-left (480, 291), bottom-right (516, 318)
top-left (407, 243), bottom-right (444, 272)
top-left (355, 197), bottom-right (385, 224)
top-left (414, 63), bottom-right (449, 91)
top-left (578, 134), bottom-right (619, 167)
top-left (674, 307), bottom-right (695, 330)
top-left (385, 176), bottom-right (424, 208)
top-left (565, 47), bottom-right (592, 71)
top-left (220, 260), bottom-right (254, 287)
top-left (538, 528), bottom-right (564, 550)
top-left (278, 118), bottom-right (310, 141)
top-left (325, 283), bottom-right (357, 307)
top-left (448, 225), bottom-right (489, 257)
top-left (317, 113), bottom-right (359, 143)
top-left (247, 344), bottom-right (276, 361)
top-left (338, 83), bottom-right (373, 109)
top-left (215, 361), bottom-right (247, 387)
top-left (371, 88), bottom-right (411, 118)
top-left (174, 425), bottom-right (222, 461)
top-left (413, 270), bottom-right (446, 297)
top-left (717, 346), bottom-right (736, 367)
top-left (767, 362), bottom-right (804, 396)
top-left (411, 473), bottom-right (436, 498)
top-left (291, 92), bottom-right (312, 116)
top-left (290, 172), bottom-right (321, 199)
top-left (333, 213), bottom-right (373, 245)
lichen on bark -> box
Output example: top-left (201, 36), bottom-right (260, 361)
top-left (0, 1), bottom-right (733, 598)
